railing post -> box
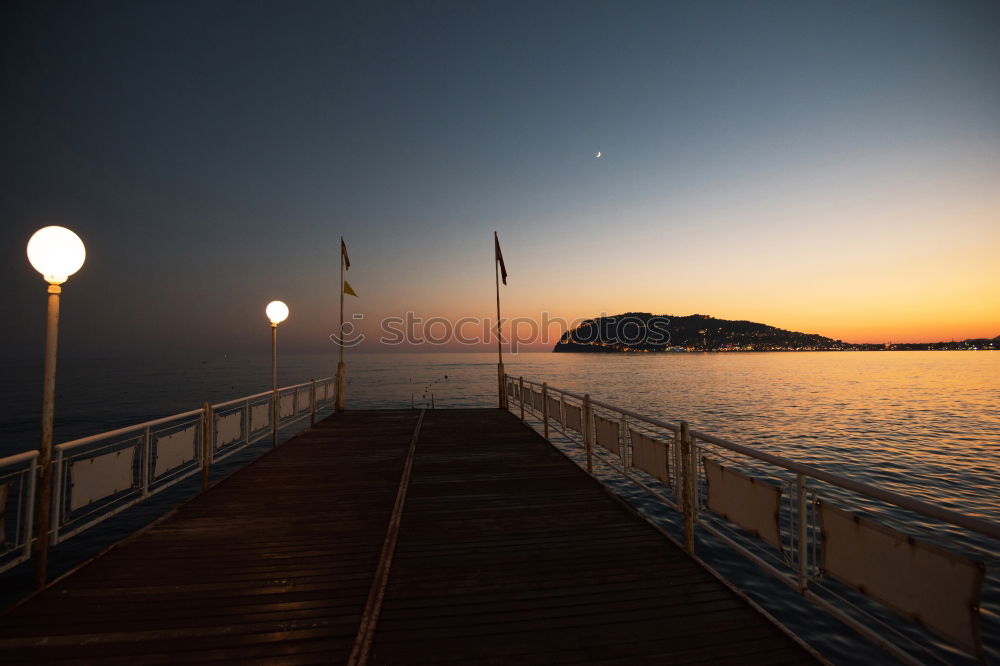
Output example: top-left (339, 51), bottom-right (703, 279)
top-left (430, 393), bottom-right (435, 409)
top-left (680, 421), bottom-right (695, 555)
top-left (518, 377), bottom-right (525, 420)
top-left (141, 425), bottom-right (151, 498)
top-left (498, 363), bottom-right (506, 409)
top-left (50, 450), bottom-right (62, 547)
top-left (672, 429), bottom-right (681, 490)
top-left (797, 473), bottom-right (808, 593)
top-left (24, 456), bottom-right (39, 558)
top-left (583, 394), bottom-right (593, 475)
top-left (271, 389), bottom-right (278, 449)
top-left (541, 382), bottom-right (549, 441)
top-left (678, 423), bottom-right (687, 525)
top-left (310, 378), bottom-right (316, 426)
top-left (243, 398), bottom-right (250, 446)
top-left (620, 414), bottom-right (628, 471)
top-left (201, 402), bottom-right (212, 490)
top-left (336, 361), bottom-right (346, 412)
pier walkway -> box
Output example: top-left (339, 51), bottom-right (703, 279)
top-left (0, 409), bottom-right (816, 665)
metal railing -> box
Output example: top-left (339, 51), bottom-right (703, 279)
top-left (0, 376), bottom-right (336, 574)
top-left (507, 375), bottom-right (999, 665)
top-left (0, 452), bottom-right (38, 573)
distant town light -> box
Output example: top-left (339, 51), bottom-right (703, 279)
top-left (266, 300), bottom-right (289, 325)
top-left (27, 226), bottom-right (86, 285)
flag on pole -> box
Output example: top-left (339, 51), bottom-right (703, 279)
top-left (494, 231), bottom-right (507, 285)
top-left (343, 280), bottom-right (358, 297)
top-left (341, 238), bottom-right (351, 270)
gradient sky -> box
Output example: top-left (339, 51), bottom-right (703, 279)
top-left (3, 0), bottom-right (998, 356)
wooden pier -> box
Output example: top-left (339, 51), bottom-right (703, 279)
top-left (0, 409), bottom-right (817, 664)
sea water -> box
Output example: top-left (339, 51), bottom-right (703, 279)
top-left (5, 351), bottom-right (998, 523)
top-left (1, 350), bottom-right (997, 661)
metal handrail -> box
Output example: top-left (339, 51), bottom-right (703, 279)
top-left (0, 450), bottom-right (40, 468)
top-left (508, 374), bottom-right (999, 664)
top-left (278, 376), bottom-right (334, 393)
top-left (516, 376), bottom-right (1000, 540)
top-left (212, 389), bottom-right (273, 410)
top-left (0, 374), bottom-right (338, 576)
top-left (50, 376), bottom-right (334, 453)
top-left (0, 451), bottom-right (38, 574)
top-left (54, 409), bottom-right (203, 453)
top-left (689, 428), bottom-right (1000, 540)
top-left (520, 377), bottom-right (680, 432)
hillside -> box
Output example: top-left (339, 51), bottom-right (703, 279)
top-left (553, 313), bottom-right (841, 352)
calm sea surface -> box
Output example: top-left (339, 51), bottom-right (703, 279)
top-left (2, 350), bottom-right (998, 662)
top-left (3, 350), bottom-right (998, 518)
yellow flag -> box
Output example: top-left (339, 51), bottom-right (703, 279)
top-left (343, 280), bottom-right (358, 297)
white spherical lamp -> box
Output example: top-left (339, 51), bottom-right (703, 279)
top-left (27, 226), bottom-right (86, 285)
top-left (266, 300), bottom-right (289, 325)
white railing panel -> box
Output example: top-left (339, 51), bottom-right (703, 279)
top-left (564, 403), bottom-right (583, 433)
top-left (819, 500), bottom-right (984, 656)
top-left (0, 451), bottom-right (37, 573)
top-left (1, 376), bottom-right (333, 552)
top-left (279, 394), bottom-right (294, 418)
top-left (630, 428), bottom-right (669, 484)
top-left (215, 411), bottom-right (242, 449)
top-left (70, 447), bottom-right (137, 512)
top-left (594, 414), bottom-right (620, 456)
top-left (509, 375), bottom-right (1000, 662)
top-left (153, 424), bottom-right (198, 478)
top-left (703, 457), bottom-right (784, 552)
top-left (546, 396), bottom-right (560, 422)
top-left (0, 483), bottom-right (8, 548)
top-left (251, 401), bottom-right (270, 432)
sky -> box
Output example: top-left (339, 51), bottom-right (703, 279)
top-left (2, 0), bottom-right (998, 357)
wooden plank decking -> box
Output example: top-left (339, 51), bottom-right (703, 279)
top-left (0, 409), bottom-right (817, 665)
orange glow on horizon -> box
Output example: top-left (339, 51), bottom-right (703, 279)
top-left (286, 174), bottom-right (999, 353)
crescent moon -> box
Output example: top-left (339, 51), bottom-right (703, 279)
top-left (595, 151), bottom-right (602, 158)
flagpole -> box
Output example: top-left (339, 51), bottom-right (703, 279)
top-left (336, 236), bottom-right (346, 411)
top-left (495, 234), bottom-right (505, 409)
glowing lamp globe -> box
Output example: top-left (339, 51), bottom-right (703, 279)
top-left (27, 226), bottom-right (86, 285)
top-left (266, 301), bottom-right (289, 325)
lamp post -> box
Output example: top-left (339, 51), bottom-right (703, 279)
top-left (26, 225), bottom-right (86, 589)
top-left (266, 301), bottom-right (289, 448)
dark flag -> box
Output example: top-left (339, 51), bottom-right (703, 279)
top-left (494, 232), bottom-right (507, 285)
top-left (341, 238), bottom-right (350, 270)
